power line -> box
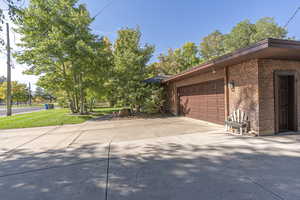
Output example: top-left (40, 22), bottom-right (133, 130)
top-left (284, 6), bottom-right (300, 28)
top-left (92, 0), bottom-right (115, 19)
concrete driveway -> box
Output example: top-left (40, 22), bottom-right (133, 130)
top-left (0, 117), bottom-right (299, 200)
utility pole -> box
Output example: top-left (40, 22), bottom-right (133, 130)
top-left (6, 23), bottom-right (12, 116)
top-left (28, 82), bottom-right (32, 106)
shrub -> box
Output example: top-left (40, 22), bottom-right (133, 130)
top-left (142, 85), bottom-right (165, 114)
top-left (57, 96), bottom-right (68, 108)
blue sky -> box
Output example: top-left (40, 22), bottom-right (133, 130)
top-left (82, 0), bottom-right (300, 59)
top-left (1, 0), bottom-right (300, 88)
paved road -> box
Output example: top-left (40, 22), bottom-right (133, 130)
top-left (0, 117), bottom-right (299, 200)
top-left (0, 106), bottom-right (44, 116)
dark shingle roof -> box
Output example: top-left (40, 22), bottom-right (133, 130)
top-left (143, 75), bottom-right (172, 84)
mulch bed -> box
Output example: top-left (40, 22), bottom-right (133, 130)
top-left (93, 112), bottom-right (173, 121)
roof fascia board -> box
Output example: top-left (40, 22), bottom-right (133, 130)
top-left (162, 39), bottom-right (270, 83)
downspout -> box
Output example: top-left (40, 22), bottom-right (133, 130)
top-left (225, 66), bottom-right (230, 119)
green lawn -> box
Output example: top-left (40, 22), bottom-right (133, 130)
top-left (0, 107), bottom-right (122, 129)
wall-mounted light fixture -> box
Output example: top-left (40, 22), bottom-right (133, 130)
top-left (229, 80), bottom-right (235, 90)
top-left (212, 68), bottom-right (216, 74)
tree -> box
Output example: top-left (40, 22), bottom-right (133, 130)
top-left (0, 76), bottom-right (6, 83)
top-left (34, 86), bottom-right (54, 103)
top-left (15, 0), bottom-right (109, 114)
top-left (0, 81), bottom-right (28, 104)
top-left (94, 36), bottom-right (114, 107)
top-left (152, 42), bottom-right (200, 75)
top-left (251, 17), bottom-right (287, 42)
top-left (0, 83), bottom-right (5, 102)
top-left (224, 19), bottom-right (256, 53)
top-left (142, 84), bottom-right (165, 114)
top-left (152, 48), bottom-right (179, 75)
top-left (200, 30), bottom-right (225, 60)
top-left (11, 81), bottom-right (28, 104)
top-left (198, 17), bottom-right (289, 62)
top-left (176, 42), bottom-right (200, 71)
top-left (224, 17), bottom-right (288, 53)
top-left (111, 27), bottom-right (154, 110)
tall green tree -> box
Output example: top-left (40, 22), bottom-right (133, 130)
top-left (224, 19), bottom-right (256, 52)
top-left (0, 81), bottom-right (28, 104)
top-left (199, 30), bottom-right (225, 60)
top-left (111, 28), bottom-right (154, 110)
top-left (199, 17), bottom-right (288, 62)
top-left (251, 17), bottom-right (287, 42)
top-left (152, 48), bottom-right (179, 75)
top-left (152, 42), bottom-right (200, 75)
top-left (34, 86), bottom-right (54, 102)
top-left (177, 42), bottom-right (200, 71)
top-left (11, 81), bottom-right (28, 104)
top-left (98, 36), bottom-right (115, 106)
top-left (224, 17), bottom-right (288, 53)
top-left (15, 0), bottom-right (108, 114)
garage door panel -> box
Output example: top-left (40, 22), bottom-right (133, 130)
top-left (179, 79), bottom-right (225, 125)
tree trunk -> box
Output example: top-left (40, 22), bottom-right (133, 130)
top-left (74, 92), bottom-right (79, 112)
top-left (61, 62), bottom-right (76, 113)
top-left (71, 94), bottom-right (78, 113)
top-left (79, 74), bottom-right (85, 115)
top-left (72, 73), bottom-right (80, 113)
top-left (89, 97), bottom-right (95, 112)
top-left (68, 97), bottom-right (76, 113)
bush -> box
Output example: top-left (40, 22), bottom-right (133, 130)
top-left (141, 85), bottom-right (165, 114)
top-left (57, 96), bottom-right (68, 108)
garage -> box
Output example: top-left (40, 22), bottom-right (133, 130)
top-left (178, 79), bottom-right (225, 125)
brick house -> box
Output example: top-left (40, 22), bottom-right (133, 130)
top-left (162, 38), bottom-right (300, 136)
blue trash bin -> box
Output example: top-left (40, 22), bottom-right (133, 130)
top-left (48, 104), bottom-right (54, 109)
top-left (44, 104), bottom-right (49, 110)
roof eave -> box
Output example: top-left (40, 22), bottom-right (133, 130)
top-left (162, 38), bottom-right (271, 83)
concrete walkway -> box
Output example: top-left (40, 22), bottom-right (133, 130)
top-left (0, 117), bottom-right (299, 200)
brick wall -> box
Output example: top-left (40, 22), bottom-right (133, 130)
top-left (165, 59), bottom-right (260, 133)
top-left (227, 59), bottom-right (260, 133)
top-left (164, 58), bottom-right (300, 135)
top-left (258, 59), bottom-right (300, 135)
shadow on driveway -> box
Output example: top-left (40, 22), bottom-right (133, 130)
top-left (0, 133), bottom-right (300, 200)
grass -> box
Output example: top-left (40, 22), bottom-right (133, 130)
top-left (0, 107), bottom-right (123, 129)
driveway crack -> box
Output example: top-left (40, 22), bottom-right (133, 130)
top-left (66, 130), bottom-right (84, 148)
top-left (105, 140), bottom-right (113, 200)
top-left (0, 126), bottom-right (61, 160)
top-left (245, 176), bottom-right (285, 200)
top-left (0, 158), bottom-right (109, 178)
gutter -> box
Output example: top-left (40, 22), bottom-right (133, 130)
top-left (162, 38), bottom-right (277, 83)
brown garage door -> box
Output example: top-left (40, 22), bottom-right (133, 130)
top-left (178, 79), bottom-right (225, 125)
